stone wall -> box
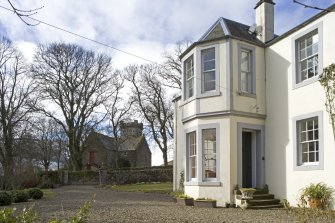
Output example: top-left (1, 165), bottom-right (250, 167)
top-left (60, 166), bottom-right (172, 185)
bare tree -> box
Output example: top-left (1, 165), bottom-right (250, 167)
top-left (54, 127), bottom-right (68, 170)
top-left (161, 41), bottom-right (191, 89)
top-left (31, 43), bottom-right (115, 171)
top-left (125, 64), bottom-right (174, 166)
top-left (31, 117), bottom-right (61, 172)
top-left (104, 71), bottom-right (134, 167)
top-left (0, 36), bottom-right (37, 188)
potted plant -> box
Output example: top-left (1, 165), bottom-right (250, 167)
top-left (300, 182), bottom-right (334, 209)
top-left (262, 184), bottom-right (269, 194)
top-left (175, 194), bottom-right (194, 206)
top-left (239, 188), bottom-right (256, 199)
top-left (233, 184), bottom-right (240, 195)
top-left (194, 198), bottom-right (217, 208)
top-left (225, 202), bottom-right (230, 208)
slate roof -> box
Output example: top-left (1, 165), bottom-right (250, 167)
top-left (89, 132), bottom-right (115, 151)
top-left (119, 136), bottom-right (144, 151)
top-left (181, 3), bottom-right (335, 58)
top-left (199, 17), bottom-right (263, 44)
top-left (181, 17), bottom-right (264, 58)
top-left (88, 132), bottom-right (144, 151)
top-left (223, 18), bottom-right (264, 45)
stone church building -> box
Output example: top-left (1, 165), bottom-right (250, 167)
top-left (83, 120), bottom-right (151, 169)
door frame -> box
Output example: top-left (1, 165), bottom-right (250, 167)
top-left (237, 123), bottom-right (265, 188)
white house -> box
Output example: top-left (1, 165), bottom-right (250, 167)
top-left (173, 0), bottom-right (335, 207)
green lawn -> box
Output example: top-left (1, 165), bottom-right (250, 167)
top-left (41, 189), bottom-right (56, 198)
top-left (107, 182), bottom-right (173, 194)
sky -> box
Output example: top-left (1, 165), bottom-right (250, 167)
top-left (0, 0), bottom-right (335, 165)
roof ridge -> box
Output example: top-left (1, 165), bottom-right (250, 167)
top-left (220, 17), bottom-right (231, 36)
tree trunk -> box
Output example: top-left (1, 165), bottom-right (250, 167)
top-left (162, 149), bottom-right (168, 166)
top-left (2, 158), bottom-right (14, 189)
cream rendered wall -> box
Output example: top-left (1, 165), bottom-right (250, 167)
top-left (266, 12), bottom-right (335, 206)
top-left (229, 116), bottom-right (265, 188)
top-left (183, 116), bottom-right (231, 206)
top-left (183, 115), bottom-right (265, 205)
top-left (173, 98), bottom-right (185, 191)
top-left (181, 40), bottom-right (229, 121)
top-left (231, 40), bottom-right (266, 115)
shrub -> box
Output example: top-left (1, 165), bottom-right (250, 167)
top-left (11, 190), bottom-right (29, 203)
top-left (28, 188), bottom-right (44, 200)
top-left (0, 192), bottom-right (12, 206)
top-left (0, 206), bottom-right (38, 223)
top-left (39, 171), bottom-right (60, 185)
top-left (20, 174), bottom-right (41, 189)
top-left (0, 194), bottom-right (95, 223)
top-left (38, 175), bottom-right (54, 189)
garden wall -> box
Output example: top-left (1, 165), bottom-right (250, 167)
top-left (60, 166), bottom-right (173, 185)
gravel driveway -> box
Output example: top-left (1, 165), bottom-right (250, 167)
top-left (6, 185), bottom-right (296, 223)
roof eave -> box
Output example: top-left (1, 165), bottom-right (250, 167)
top-left (180, 35), bottom-right (264, 59)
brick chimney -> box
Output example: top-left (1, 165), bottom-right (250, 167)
top-left (255, 0), bottom-right (275, 43)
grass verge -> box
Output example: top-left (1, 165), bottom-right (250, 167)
top-left (41, 189), bottom-right (56, 198)
top-left (106, 182), bottom-right (173, 194)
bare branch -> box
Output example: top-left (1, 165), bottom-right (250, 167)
top-left (0, 36), bottom-right (37, 188)
top-left (31, 43), bottom-right (115, 170)
top-left (7, 0), bottom-right (44, 26)
top-left (125, 64), bottom-right (174, 166)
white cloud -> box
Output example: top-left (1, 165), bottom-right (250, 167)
top-left (16, 41), bottom-right (36, 62)
top-left (2, 0), bottom-right (335, 165)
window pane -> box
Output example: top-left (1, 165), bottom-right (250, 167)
top-left (312, 34), bottom-right (318, 44)
top-left (241, 60), bottom-right (249, 72)
top-left (204, 71), bottom-right (215, 82)
top-left (300, 60), bottom-right (307, 71)
top-left (302, 153), bottom-right (308, 163)
top-left (301, 122), bottom-right (306, 131)
top-left (204, 60), bottom-right (215, 71)
top-left (240, 48), bottom-right (252, 94)
top-left (312, 44), bottom-right (318, 55)
top-left (302, 143), bottom-right (308, 153)
top-left (307, 120), bottom-right (314, 130)
top-left (298, 117), bottom-right (319, 165)
top-left (203, 71), bottom-right (216, 91)
top-left (300, 39), bottom-right (306, 49)
top-left (241, 50), bottom-right (250, 72)
top-left (241, 72), bottom-right (249, 92)
top-left (203, 129), bottom-right (216, 179)
top-left (306, 37), bottom-right (313, 47)
top-left (187, 132), bottom-right (196, 179)
top-left (201, 48), bottom-right (216, 93)
top-left (309, 152), bottom-right (315, 162)
top-left (297, 32), bottom-right (318, 83)
top-left (184, 56), bottom-right (194, 99)
top-left (300, 49), bottom-right (306, 60)
top-left (188, 78), bottom-right (194, 98)
top-left (309, 142), bottom-right (315, 151)
top-left (204, 81), bottom-right (215, 92)
top-left (301, 70), bottom-right (307, 81)
top-left (203, 48), bottom-right (215, 61)
top-left (308, 131), bottom-right (314, 141)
